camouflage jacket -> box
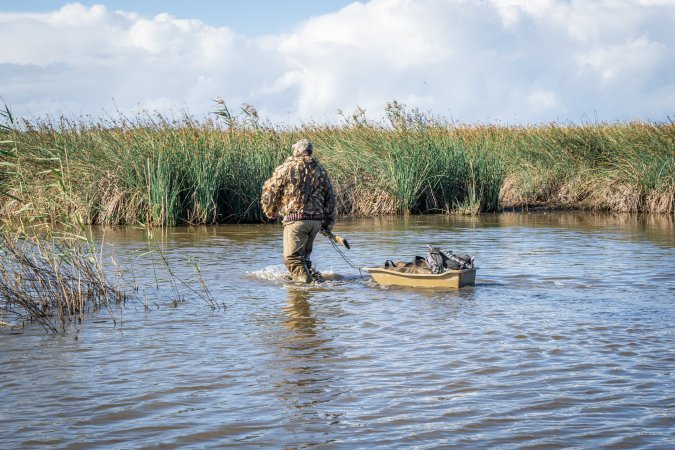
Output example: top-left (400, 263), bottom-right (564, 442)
top-left (261, 155), bottom-right (336, 229)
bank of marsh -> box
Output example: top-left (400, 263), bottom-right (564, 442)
top-left (1, 106), bottom-right (672, 227)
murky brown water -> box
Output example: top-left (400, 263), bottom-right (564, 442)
top-left (1, 213), bottom-right (674, 449)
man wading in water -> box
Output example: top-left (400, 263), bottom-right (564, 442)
top-left (262, 139), bottom-right (337, 283)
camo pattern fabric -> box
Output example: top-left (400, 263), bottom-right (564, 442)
top-left (261, 154), bottom-right (336, 230)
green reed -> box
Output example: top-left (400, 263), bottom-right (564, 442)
top-left (0, 107), bottom-right (231, 333)
top-left (498, 122), bottom-right (674, 212)
top-left (0, 110), bottom-right (124, 331)
top-left (1, 105), bottom-right (673, 227)
top-left (0, 223), bottom-right (126, 332)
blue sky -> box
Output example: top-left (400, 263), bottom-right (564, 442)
top-left (1, 1), bottom-right (674, 124)
top-left (0, 1), bottom-right (355, 35)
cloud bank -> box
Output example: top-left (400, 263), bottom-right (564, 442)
top-left (1, 0), bottom-right (674, 124)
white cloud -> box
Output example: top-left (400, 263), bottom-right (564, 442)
top-left (0, 0), bottom-right (673, 124)
top-left (527, 89), bottom-right (560, 113)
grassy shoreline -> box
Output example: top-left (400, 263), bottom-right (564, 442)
top-left (1, 107), bottom-right (673, 226)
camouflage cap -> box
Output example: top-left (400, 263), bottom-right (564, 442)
top-left (292, 138), bottom-right (313, 156)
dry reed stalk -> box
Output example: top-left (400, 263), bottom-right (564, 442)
top-left (0, 226), bottom-right (125, 331)
top-left (2, 104), bottom-right (673, 222)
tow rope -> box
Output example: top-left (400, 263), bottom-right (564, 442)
top-left (321, 230), bottom-right (364, 279)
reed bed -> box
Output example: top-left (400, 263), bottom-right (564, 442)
top-left (1, 105), bottom-right (672, 227)
top-left (1, 111), bottom-right (124, 331)
top-left (0, 223), bottom-right (125, 332)
top-left (1, 107), bottom-right (224, 333)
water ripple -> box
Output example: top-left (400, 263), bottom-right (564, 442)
top-left (1, 214), bottom-right (674, 449)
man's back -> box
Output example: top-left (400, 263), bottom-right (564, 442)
top-left (262, 153), bottom-right (336, 229)
top-left (260, 138), bottom-right (337, 283)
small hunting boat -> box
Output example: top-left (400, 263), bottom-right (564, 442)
top-left (363, 266), bottom-right (477, 289)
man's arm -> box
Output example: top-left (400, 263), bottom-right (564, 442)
top-left (321, 168), bottom-right (337, 231)
top-left (261, 164), bottom-right (286, 219)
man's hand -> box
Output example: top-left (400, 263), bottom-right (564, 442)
top-left (321, 227), bottom-right (349, 249)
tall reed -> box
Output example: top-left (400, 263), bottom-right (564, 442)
top-left (0, 224), bottom-right (125, 332)
top-left (1, 107), bottom-right (228, 332)
top-left (1, 104), bottom-right (672, 227)
top-left (1, 108), bottom-right (125, 331)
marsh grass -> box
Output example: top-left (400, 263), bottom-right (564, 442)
top-left (0, 108), bottom-right (216, 332)
top-left (0, 104), bottom-right (672, 330)
top-left (497, 122), bottom-right (674, 213)
top-left (0, 224), bottom-right (125, 332)
top-left (0, 109), bottom-right (125, 331)
top-left (1, 104), bottom-right (672, 228)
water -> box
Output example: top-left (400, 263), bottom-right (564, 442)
top-left (1, 213), bottom-right (674, 449)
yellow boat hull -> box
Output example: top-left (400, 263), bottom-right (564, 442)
top-left (363, 267), bottom-right (477, 289)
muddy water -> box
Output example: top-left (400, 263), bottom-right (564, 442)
top-left (1, 213), bottom-right (674, 449)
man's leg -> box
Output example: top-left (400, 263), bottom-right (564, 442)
top-left (283, 221), bottom-right (313, 283)
top-left (303, 220), bottom-right (321, 272)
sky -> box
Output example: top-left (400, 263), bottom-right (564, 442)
top-left (1, 0), bottom-right (674, 125)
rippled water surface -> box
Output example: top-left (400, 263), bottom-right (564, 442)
top-left (2, 213), bottom-right (674, 449)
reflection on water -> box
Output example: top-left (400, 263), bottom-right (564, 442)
top-left (1, 212), bottom-right (674, 449)
top-left (277, 287), bottom-right (336, 406)
top-left (283, 288), bottom-right (320, 341)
